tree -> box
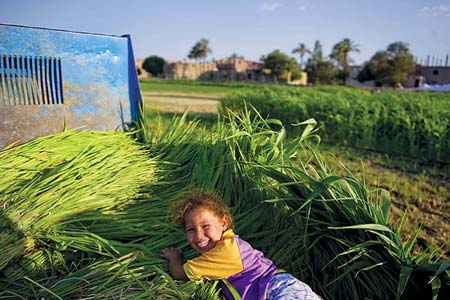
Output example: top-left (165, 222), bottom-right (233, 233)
top-left (260, 50), bottom-right (299, 81)
top-left (188, 38), bottom-right (212, 76)
top-left (227, 53), bottom-right (244, 60)
top-left (142, 55), bottom-right (165, 77)
top-left (330, 38), bottom-right (359, 82)
top-left (310, 40), bottom-right (323, 64)
top-left (358, 41), bottom-right (415, 87)
top-left (308, 61), bottom-right (336, 84)
top-left (291, 43), bottom-right (310, 70)
top-left (304, 40), bottom-right (337, 84)
top-left (388, 42), bottom-right (416, 86)
top-left (188, 39), bottom-right (212, 62)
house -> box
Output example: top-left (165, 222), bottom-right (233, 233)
top-left (163, 61), bottom-right (217, 80)
top-left (214, 58), bottom-right (266, 82)
top-left (415, 65), bottom-right (450, 86)
top-left (159, 58), bottom-right (307, 85)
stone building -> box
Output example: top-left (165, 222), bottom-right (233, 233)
top-left (161, 58), bottom-right (307, 85)
top-left (213, 58), bottom-right (270, 82)
top-left (135, 59), bottom-right (151, 79)
top-left (163, 61), bottom-right (217, 80)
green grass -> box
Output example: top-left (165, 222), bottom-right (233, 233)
top-left (139, 78), bottom-right (253, 95)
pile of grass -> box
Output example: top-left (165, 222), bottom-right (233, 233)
top-left (0, 130), bottom-right (216, 299)
top-left (1, 107), bottom-right (448, 299)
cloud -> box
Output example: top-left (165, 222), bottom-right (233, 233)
top-left (417, 4), bottom-right (450, 17)
top-left (297, 5), bottom-right (306, 11)
top-left (260, 2), bottom-right (282, 11)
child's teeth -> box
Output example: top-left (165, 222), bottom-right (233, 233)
top-left (198, 240), bottom-right (208, 247)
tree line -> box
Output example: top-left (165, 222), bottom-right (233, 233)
top-left (142, 38), bottom-right (416, 87)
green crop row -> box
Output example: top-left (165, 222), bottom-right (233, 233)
top-left (220, 86), bottom-right (450, 163)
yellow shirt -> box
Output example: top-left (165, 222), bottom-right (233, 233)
top-left (183, 229), bottom-right (243, 280)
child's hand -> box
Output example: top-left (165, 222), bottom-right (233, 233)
top-left (159, 247), bottom-right (183, 261)
top-left (158, 247), bottom-right (188, 280)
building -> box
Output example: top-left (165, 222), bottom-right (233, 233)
top-left (163, 61), bottom-right (217, 80)
top-left (135, 59), bottom-right (151, 79)
top-left (214, 58), bottom-right (266, 82)
top-left (160, 58), bottom-right (307, 85)
top-left (415, 65), bottom-right (450, 86)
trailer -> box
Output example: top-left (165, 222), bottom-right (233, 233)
top-left (0, 24), bottom-right (142, 149)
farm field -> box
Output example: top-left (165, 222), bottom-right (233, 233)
top-left (141, 78), bottom-right (450, 258)
top-left (2, 78), bottom-right (448, 299)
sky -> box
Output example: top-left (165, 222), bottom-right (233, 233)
top-left (1, 0), bottom-right (450, 66)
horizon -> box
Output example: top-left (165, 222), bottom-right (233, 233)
top-left (1, 0), bottom-right (450, 66)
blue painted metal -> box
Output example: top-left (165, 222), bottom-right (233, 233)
top-left (0, 24), bottom-right (142, 149)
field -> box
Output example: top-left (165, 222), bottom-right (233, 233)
top-left (141, 79), bottom-right (449, 258)
top-left (1, 78), bottom-right (448, 299)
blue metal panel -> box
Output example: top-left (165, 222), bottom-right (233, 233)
top-left (0, 24), bottom-right (142, 149)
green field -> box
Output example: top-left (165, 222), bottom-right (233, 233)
top-left (141, 78), bottom-right (449, 258)
top-left (139, 78), bottom-right (255, 95)
top-left (2, 78), bottom-right (448, 299)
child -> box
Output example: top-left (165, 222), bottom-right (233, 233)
top-left (159, 189), bottom-right (322, 300)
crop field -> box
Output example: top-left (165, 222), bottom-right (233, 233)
top-left (1, 78), bottom-right (448, 299)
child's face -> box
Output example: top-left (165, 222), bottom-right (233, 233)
top-left (184, 207), bottom-right (228, 253)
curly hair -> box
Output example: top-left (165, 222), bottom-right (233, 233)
top-left (171, 188), bottom-right (234, 230)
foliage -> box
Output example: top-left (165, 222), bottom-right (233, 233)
top-left (330, 38), bottom-right (360, 81)
top-left (226, 53), bottom-right (244, 60)
top-left (143, 55), bottom-right (166, 76)
top-left (188, 38), bottom-right (212, 62)
top-left (304, 40), bottom-right (337, 84)
top-left (290, 67), bottom-right (303, 81)
top-left (260, 49), bottom-right (300, 80)
top-left (220, 86), bottom-right (450, 163)
top-left (358, 41), bottom-right (416, 87)
top-left (292, 42), bottom-right (311, 69)
top-left (308, 60), bottom-right (336, 84)
top-left (310, 40), bottom-right (324, 63)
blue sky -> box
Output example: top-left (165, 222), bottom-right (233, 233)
top-left (1, 0), bottom-right (450, 65)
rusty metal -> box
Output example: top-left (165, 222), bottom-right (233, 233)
top-left (0, 24), bottom-right (142, 149)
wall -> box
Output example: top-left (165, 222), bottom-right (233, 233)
top-left (416, 66), bottom-right (450, 85)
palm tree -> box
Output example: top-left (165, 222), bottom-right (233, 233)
top-left (291, 43), bottom-right (310, 70)
top-left (227, 53), bottom-right (244, 61)
top-left (188, 38), bottom-right (212, 78)
top-left (330, 38), bottom-right (360, 81)
top-left (311, 40), bottom-right (323, 64)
